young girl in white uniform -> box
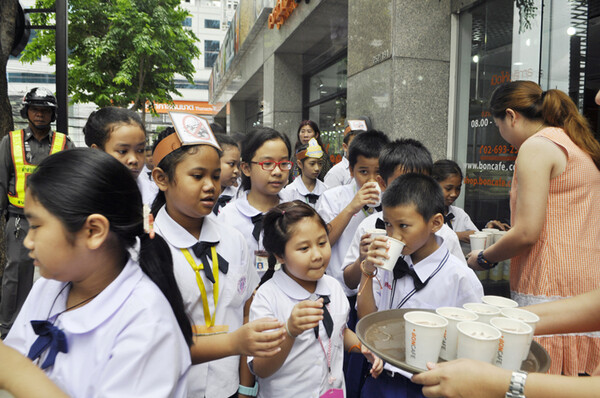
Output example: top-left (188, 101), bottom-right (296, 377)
top-left (150, 125), bottom-right (286, 398)
top-left (280, 138), bottom-right (328, 208)
top-left (432, 160), bottom-right (509, 243)
top-left (2, 148), bottom-right (192, 398)
top-left (212, 133), bottom-right (243, 216)
top-left (217, 128), bottom-right (292, 280)
top-left (249, 201), bottom-right (383, 398)
top-left (83, 107), bottom-right (158, 207)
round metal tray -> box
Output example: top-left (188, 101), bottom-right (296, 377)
top-left (356, 308), bottom-right (551, 374)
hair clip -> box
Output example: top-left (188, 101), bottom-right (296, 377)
top-left (281, 210), bottom-right (286, 215)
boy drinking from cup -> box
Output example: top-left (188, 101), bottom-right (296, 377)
top-left (356, 173), bottom-right (483, 397)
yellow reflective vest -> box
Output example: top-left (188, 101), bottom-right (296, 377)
top-left (7, 130), bottom-right (67, 208)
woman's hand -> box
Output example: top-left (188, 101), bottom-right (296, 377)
top-left (486, 220), bottom-right (511, 231)
top-left (466, 250), bottom-right (486, 271)
top-left (411, 359), bottom-right (511, 398)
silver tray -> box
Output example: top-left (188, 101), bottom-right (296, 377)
top-left (356, 308), bottom-right (551, 374)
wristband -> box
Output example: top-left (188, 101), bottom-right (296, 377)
top-left (348, 343), bottom-right (362, 353)
top-left (360, 260), bottom-right (377, 277)
top-left (505, 370), bottom-right (527, 398)
top-left (477, 250), bottom-right (497, 270)
top-left (285, 319), bottom-right (297, 338)
top-left (238, 381), bottom-right (258, 397)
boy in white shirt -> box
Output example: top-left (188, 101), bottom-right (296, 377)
top-left (323, 121), bottom-right (364, 188)
top-left (343, 139), bottom-right (466, 292)
top-left (357, 173), bottom-right (483, 397)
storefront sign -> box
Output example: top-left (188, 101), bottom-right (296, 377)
top-left (147, 101), bottom-right (218, 115)
top-left (268, 0), bottom-right (298, 29)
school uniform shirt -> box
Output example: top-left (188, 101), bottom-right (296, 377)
top-left (279, 177), bottom-right (328, 207)
top-left (371, 236), bottom-right (483, 374)
top-left (249, 271), bottom-right (348, 398)
top-left (341, 212), bottom-right (467, 276)
top-left (447, 205), bottom-right (478, 232)
top-left (5, 256), bottom-right (190, 398)
top-left (316, 181), bottom-right (373, 296)
top-left (136, 165), bottom-right (159, 207)
top-left (210, 185), bottom-right (242, 218)
top-left (217, 191), bottom-right (281, 275)
top-left (154, 207), bottom-right (259, 398)
top-left (323, 157), bottom-right (352, 188)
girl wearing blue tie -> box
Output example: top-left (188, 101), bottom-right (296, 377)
top-left (2, 148), bottom-right (192, 397)
top-left (249, 201), bottom-right (383, 398)
top-left (150, 125), bottom-right (286, 398)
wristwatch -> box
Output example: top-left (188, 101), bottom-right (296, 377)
top-left (505, 370), bottom-right (527, 398)
top-left (477, 250), bottom-right (498, 270)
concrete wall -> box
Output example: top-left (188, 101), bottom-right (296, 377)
top-left (346, 0), bottom-right (452, 161)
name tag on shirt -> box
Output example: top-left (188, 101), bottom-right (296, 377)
top-left (255, 250), bottom-right (282, 272)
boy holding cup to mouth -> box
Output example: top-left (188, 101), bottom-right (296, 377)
top-left (357, 173), bottom-right (483, 398)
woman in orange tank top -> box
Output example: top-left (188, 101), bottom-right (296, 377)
top-left (466, 80), bottom-right (600, 375)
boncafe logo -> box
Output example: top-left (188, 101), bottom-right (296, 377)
top-left (496, 336), bottom-right (505, 365)
top-left (410, 329), bottom-right (417, 359)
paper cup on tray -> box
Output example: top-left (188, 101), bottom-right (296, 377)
top-left (435, 307), bottom-right (479, 361)
top-left (490, 317), bottom-right (532, 370)
top-left (456, 321), bottom-right (501, 364)
top-left (404, 311), bottom-right (448, 370)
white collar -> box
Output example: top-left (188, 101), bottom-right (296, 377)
top-left (272, 269), bottom-right (332, 301)
top-left (235, 191), bottom-right (263, 218)
top-left (405, 235), bottom-right (449, 281)
top-left (51, 257), bottom-right (144, 333)
top-left (155, 205), bottom-right (221, 249)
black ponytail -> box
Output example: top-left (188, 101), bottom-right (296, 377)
top-left (28, 148), bottom-right (193, 346)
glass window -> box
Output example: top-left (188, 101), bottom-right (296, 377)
top-left (204, 40), bottom-right (220, 68)
top-left (308, 97), bottom-right (347, 164)
top-left (205, 19), bottom-right (220, 29)
top-left (308, 58), bottom-right (347, 103)
top-left (182, 17), bottom-right (192, 27)
top-left (453, 0), bottom-right (597, 228)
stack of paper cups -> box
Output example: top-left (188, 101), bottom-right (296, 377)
top-left (469, 234), bottom-right (489, 280)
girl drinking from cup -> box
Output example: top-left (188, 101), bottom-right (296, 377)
top-left (150, 123), bottom-right (286, 398)
top-left (217, 127), bottom-right (292, 280)
top-left (249, 201), bottom-right (383, 397)
top-left (2, 148), bottom-right (192, 397)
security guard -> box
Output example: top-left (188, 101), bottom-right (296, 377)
top-left (0, 87), bottom-right (74, 338)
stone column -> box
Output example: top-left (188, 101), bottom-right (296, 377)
top-left (347, 0), bottom-right (452, 160)
top-left (228, 100), bottom-right (246, 134)
top-left (262, 53), bottom-right (303, 143)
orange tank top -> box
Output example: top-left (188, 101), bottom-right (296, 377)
top-left (509, 127), bottom-right (600, 301)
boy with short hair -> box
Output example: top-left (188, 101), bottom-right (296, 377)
top-left (343, 139), bottom-right (466, 290)
top-left (316, 130), bottom-right (390, 297)
top-left (357, 173), bottom-right (483, 397)
top-left (323, 120), bottom-right (366, 188)
top-left (280, 138), bottom-right (328, 207)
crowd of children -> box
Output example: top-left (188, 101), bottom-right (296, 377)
top-left (0, 107), bottom-right (495, 398)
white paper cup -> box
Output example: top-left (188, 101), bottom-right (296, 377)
top-left (482, 295), bottom-right (519, 309)
top-left (462, 302), bottom-right (501, 324)
top-left (435, 307), bottom-right (479, 360)
top-left (500, 307), bottom-right (540, 360)
top-left (469, 235), bottom-right (486, 251)
top-left (493, 230), bottom-right (507, 243)
top-left (404, 311), bottom-right (448, 370)
top-left (376, 237), bottom-right (405, 272)
top-left (456, 321), bottom-right (501, 363)
top-left (367, 182), bottom-right (382, 208)
top-left (482, 228), bottom-right (498, 235)
top-left (490, 317), bottom-right (532, 370)
top-left (366, 228), bottom-right (387, 237)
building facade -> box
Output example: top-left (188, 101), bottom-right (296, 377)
top-left (209, 0), bottom-right (600, 228)
top-left (7, 0), bottom-right (238, 146)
